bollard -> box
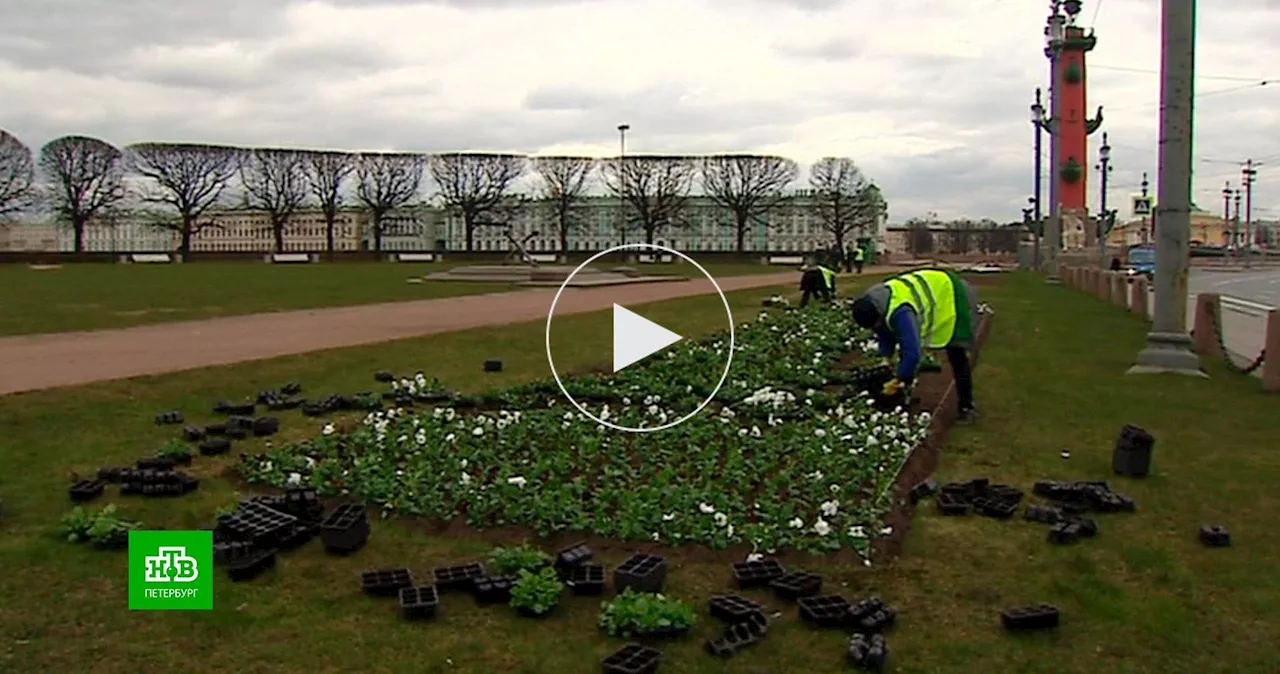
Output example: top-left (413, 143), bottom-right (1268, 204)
top-left (1111, 273), bottom-right (1127, 308)
top-left (1264, 309), bottom-right (1279, 392)
top-left (1096, 269), bottom-right (1110, 300)
top-left (1129, 277), bottom-right (1144, 314)
top-left (1192, 293), bottom-right (1221, 356)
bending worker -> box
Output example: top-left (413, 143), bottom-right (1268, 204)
top-left (850, 268), bottom-right (981, 423)
top-left (799, 261), bottom-right (837, 307)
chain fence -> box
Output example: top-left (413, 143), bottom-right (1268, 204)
top-left (1205, 298), bottom-right (1267, 375)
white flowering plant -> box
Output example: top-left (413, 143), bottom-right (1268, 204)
top-left (238, 302), bottom-right (932, 556)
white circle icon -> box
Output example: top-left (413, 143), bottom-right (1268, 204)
top-left (544, 243), bottom-right (735, 433)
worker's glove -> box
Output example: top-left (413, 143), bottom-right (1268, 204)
top-left (882, 379), bottom-right (904, 396)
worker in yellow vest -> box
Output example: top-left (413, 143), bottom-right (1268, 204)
top-left (850, 268), bottom-right (982, 422)
top-left (853, 246), bottom-right (866, 274)
top-left (799, 261), bottom-right (837, 307)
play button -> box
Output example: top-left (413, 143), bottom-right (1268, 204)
top-left (545, 243), bottom-right (734, 433)
top-left (612, 304), bottom-right (682, 372)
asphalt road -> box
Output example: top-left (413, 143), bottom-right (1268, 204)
top-left (1183, 268), bottom-right (1278, 365)
top-left (1189, 268), bottom-right (1280, 306)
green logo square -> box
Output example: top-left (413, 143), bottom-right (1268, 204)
top-left (128, 530), bottom-right (213, 610)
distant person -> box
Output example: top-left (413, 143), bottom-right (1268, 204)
top-left (1110, 256), bottom-right (1122, 271)
top-left (799, 262), bottom-right (837, 307)
top-left (854, 246), bottom-right (866, 274)
top-left (850, 268), bottom-right (982, 423)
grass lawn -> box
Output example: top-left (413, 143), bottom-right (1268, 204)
top-left (0, 261), bottom-right (787, 336)
top-left (1, 273), bottom-right (1275, 673)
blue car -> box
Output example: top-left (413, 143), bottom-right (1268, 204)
top-left (1125, 245), bottom-right (1155, 278)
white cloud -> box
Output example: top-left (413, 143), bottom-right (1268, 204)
top-left (0, 0), bottom-right (1277, 220)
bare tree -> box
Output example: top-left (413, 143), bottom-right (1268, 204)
top-left (303, 151), bottom-right (355, 255)
top-left (428, 153), bottom-right (526, 252)
top-left (903, 216), bottom-right (936, 257)
top-left (0, 130), bottom-right (35, 219)
top-left (355, 152), bottom-right (426, 252)
top-left (531, 156), bottom-right (594, 260)
top-left (699, 154), bottom-right (798, 252)
top-left (806, 157), bottom-right (886, 252)
top-left (600, 155), bottom-right (695, 245)
top-left (38, 136), bottom-right (129, 252)
top-left (239, 148), bottom-right (308, 252)
top-left (126, 143), bottom-right (240, 255)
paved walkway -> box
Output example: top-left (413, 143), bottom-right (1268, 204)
top-left (0, 270), bottom-right (821, 396)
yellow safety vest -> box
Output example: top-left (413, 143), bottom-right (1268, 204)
top-left (885, 269), bottom-right (957, 349)
top-left (854, 248), bottom-right (865, 261)
top-left (818, 266), bottom-right (836, 289)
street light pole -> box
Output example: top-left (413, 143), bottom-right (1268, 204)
top-left (1233, 188), bottom-right (1242, 262)
top-left (1221, 181), bottom-right (1233, 261)
top-left (1030, 88), bottom-right (1046, 271)
top-left (1242, 159), bottom-right (1257, 269)
top-left (1096, 131), bottom-right (1112, 269)
top-left (1129, 0), bottom-right (1203, 377)
top-left (617, 123), bottom-right (630, 247)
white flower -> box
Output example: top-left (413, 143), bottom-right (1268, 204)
top-left (699, 502), bottom-right (716, 514)
top-left (820, 500), bottom-right (839, 517)
top-left (814, 428), bottom-right (827, 437)
top-left (849, 526), bottom-right (866, 538)
top-left (714, 512), bottom-right (728, 527)
top-left (746, 552), bottom-right (764, 563)
top-left (285, 472), bottom-right (302, 486)
top-left (507, 476), bottom-right (527, 487)
top-left (459, 472), bottom-right (471, 485)
top-left (813, 518), bottom-right (831, 536)
top-left (651, 532), bottom-right (660, 541)
top-left (321, 423), bottom-right (335, 435)
top-left (662, 513), bottom-right (676, 521)
top-left (880, 526), bottom-right (893, 536)
top-left (414, 430), bottom-right (427, 445)
top-left (726, 524), bottom-right (735, 538)
top-left (829, 483), bottom-right (840, 492)
top-left (789, 517), bottom-right (804, 529)
top-left (472, 426), bottom-right (484, 436)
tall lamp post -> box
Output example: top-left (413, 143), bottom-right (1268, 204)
top-left (1030, 88), bottom-right (1048, 270)
top-left (1221, 181), bottom-right (1234, 261)
top-left (617, 123), bottom-right (630, 247)
top-left (1043, 2), bottom-right (1067, 283)
top-left (1233, 188), bottom-right (1242, 262)
top-left (1128, 0), bottom-right (1203, 377)
top-left (1095, 132), bottom-right (1113, 269)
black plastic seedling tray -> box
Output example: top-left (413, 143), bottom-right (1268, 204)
top-left (226, 548), bottom-right (276, 582)
top-left (615, 553), bottom-right (667, 594)
top-left (361, 568), bottom-right (415, 597)
top-left (1199, 524), bottom-right (1231, 547)
top-left (847, 633), bottom-right (888, 672)
top-left (1001, 604), bottom-right (1060, 631)
top-left (602, 642), bottom-right (660, 674)
top-left (399, 585), bottom-right (439, 620)
top-left (471, 575), bottom-right (515, 604)
top-left (798, 595), bottom-right (852, 627)
top-left (434, 562), bottom-right (485, 591)
top-left (936, 491), bottom-right (970, 516)
top-left (567, 564), bottom-right (606, 596)
top-left (731, 558), bottom-right (785, 589)
top-left (708, 595), bottom-right (763, 623)
top-left (769, 571), bottom-right (822, 600)
top-left (319, 503), bottom-right (369, 555)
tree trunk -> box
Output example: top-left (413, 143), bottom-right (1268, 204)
top-left (465, 217), bottom-right (475, 252)
top-left (73, 216), bottom-right (85, 253)
top-left (180, 216), bottom-right (193, 256)
top-left (325, 211), bottom-right (336, 257)
top-left (373, 214), bottom-right (383, 252)
top-left (559, 217), bottom-right (569, 263)
top-left (274, 218), bottom-right (284, 252)
top-left (735, 214), bottom-right (748, 252)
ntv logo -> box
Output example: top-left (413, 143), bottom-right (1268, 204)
top-left (144, 546), bottom-right (200, 583)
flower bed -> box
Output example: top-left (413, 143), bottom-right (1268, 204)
top-left (237, 303), bottom-right (932, 556)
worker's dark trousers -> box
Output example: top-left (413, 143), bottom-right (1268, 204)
top-left (854, 261), bottom-right (864, 273)
top-left (944, 345), bottom-right (974, 412)
top-left (799, 271), bottom-right (832, 307)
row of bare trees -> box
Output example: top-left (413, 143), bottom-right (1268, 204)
top-left (902, 214), bottom-right (1021, 256)
top-left (0, 130), bottom-right (887, 255)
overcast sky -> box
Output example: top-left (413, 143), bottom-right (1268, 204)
top-left (2, 0), bottom-right (1277, 222)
